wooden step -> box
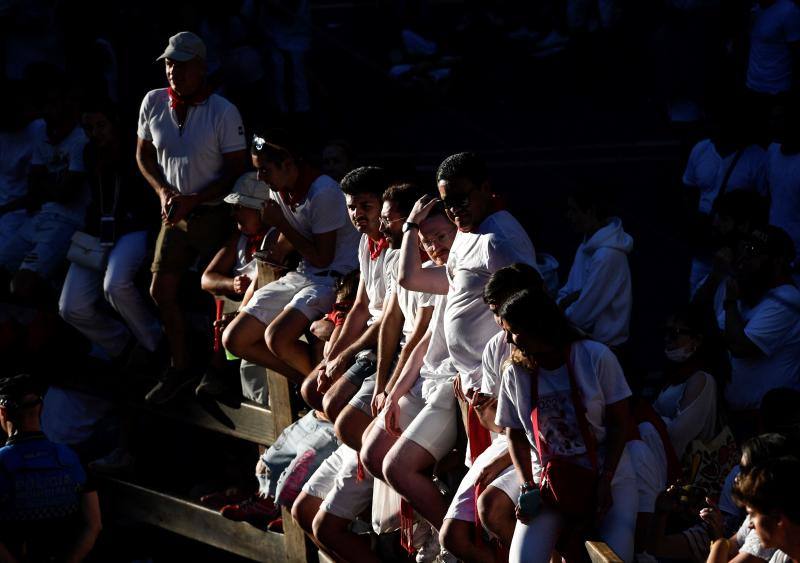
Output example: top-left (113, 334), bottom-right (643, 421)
top-left (102, 477), bottom-right (287, 562)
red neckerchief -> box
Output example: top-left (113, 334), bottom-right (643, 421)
top-left (244, 231), bottom-right (267, 263)
top-left (368, 237), bottom-right (389, 261)
top-left (167, 86), bottom-right (211, 124)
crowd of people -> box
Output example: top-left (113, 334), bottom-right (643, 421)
top-left (1, 0), bottom-right (800, 561)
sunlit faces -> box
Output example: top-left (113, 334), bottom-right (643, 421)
top-left (232, 205), bottom-right (263, 236)
top-left (379, 200), bottom-right (406, 249)
top-left (418, 214), bottom-right (457, 266)
top-left (437, 176), bottom-right (492, 233)
top-left (346, 193), bottom-right (382, 236)
top-left (745, 505), bottom-right (781, 549)
top-left (252, 153), bottom-right (298, 193)
top-left (81, 112), bottom-right (115, 148)
top-left (164, 57), bottom-right (206, 97)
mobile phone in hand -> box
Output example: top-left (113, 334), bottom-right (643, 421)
top-left (166, 203), bottom-right (177, 222)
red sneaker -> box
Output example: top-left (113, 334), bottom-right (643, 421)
top-left (199, 488), bottom-right (249, 511)
top-left (220, 495), bottom-right (280, 527)
top-left (266, 517), bottom-right (283, 533)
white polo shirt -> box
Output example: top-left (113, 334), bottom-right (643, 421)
top-left (137, 88), bottom-right (246, 197)
top-left (31, 124), bottom-right (89, 223)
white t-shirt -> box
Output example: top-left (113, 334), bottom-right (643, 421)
top-left (268, 174), bottom-right (360, 277)
top-left (481, 330), bottom-right (512, 443)
top-left (746, 0), bottom-right (800, 95)
top-left (495, 339), bottom-right (631, 468)
top-left (137, 89), bottom-right (246, 197)
top-left (358, 235), bottom-right (392, 324)
top-left (0, 118), bottom-right (46, 206)
top-left (557, 217), bottom-right (633, 346)
top-left (390, 256), bottom-right (436, 345)
top-left (717, 284), bottom-right (800, 410)
top-left (420, 293), bottom-right (458, 381)
top-left (734, 515), bottom-right (776, 560)
top-left (768, 551), bottom-right (792, 563)
top-left (653, 371), bottom-right (718, 459)
top-left (445, 210), bottom-right (536, 390)
top-left (765, 143), bottom-right (800, 264)
top-left (683, 140), bottom-right (767, 215)
top-left (31, 125), bottom-right (89, 223)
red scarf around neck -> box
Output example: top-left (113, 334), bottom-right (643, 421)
top-left (368, 236), bottom-right (389, 261)
top-left (167, 86), bottom-right (211, 122)
top-left (244, 231), bottom-right (267, 263)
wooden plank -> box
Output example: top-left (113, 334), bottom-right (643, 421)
top-left (103, 478), bottom-right (287, 562)
top-left (585, 541), bottom-right (623, 563)
top-left (137, 399), bottom-right (277, 446)
top-left (267, 369), bottom-right (294, 439)
top-left (281, 506), bottom-right (311, 563)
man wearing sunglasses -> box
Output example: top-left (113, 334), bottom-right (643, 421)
top-left (136, 31), bottom-right (248, 403)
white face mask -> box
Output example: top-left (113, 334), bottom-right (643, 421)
top-left (665, 345), bottom-right (696, 363)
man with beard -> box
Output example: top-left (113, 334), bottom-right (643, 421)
top-left (715, 226), bottom-right (800, 439)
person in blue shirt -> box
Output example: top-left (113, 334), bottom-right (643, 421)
top-left (0, 374), bottom-right (101, 562)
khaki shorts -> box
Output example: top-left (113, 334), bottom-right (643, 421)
top-left (151, 205), bottom-right (231, 273)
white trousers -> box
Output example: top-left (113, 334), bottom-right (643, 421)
top-left (59, 230), bottom-right (161, 357)
top-left (510, 450), bottom-right (638, 563)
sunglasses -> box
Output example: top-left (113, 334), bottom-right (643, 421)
top-left (441, 192), bottom-right (472, 211)
top-left (379, 216), bottom-right (407, 228)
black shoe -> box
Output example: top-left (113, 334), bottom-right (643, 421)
top-left (195, 367), bottom-right (227, 397)
top-left (144, 367), bottom-right (198, 405)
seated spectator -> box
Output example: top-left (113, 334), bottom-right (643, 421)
top-left (0, 76), bottom-right (88, 301)
top-left (137, 32), bottom-right (248, 402)
top-left (313, 166), bottom-right (394, 440)
top-left (714, 227), bottom-right (800, 438)
top-left (0, 80), bottom-right (45, 257)
top-left (198, 171), bottom-right (274, 400)
top-left (683, 108), bottom-right (767, 293)
top-left (222, 130), bottom-right (360, 385)
top-left (0, 374), bottom-right (101, 562)
top-left (439, 263), bottom-right (545, 560)
top-left (496, 288), bottom-right (637, 563)
top-left (764, 103), bottom-right (800, 282)
top-left (654, 305), bottom-right (720, 458)
top-left (58, 98), bottom-right (161, 365)
top-left (558, 186), bottom-right (633, 349)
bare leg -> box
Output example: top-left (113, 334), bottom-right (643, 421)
top-left (150, 272), bottom-right (187, 370)
top-left (478, 485), bottom-right (516, 546)
top-left (266, 308), bottom-right (314, 376)
top-left (440, 518), bottom-right (498, 563)
top-left (360, 425), bottom-right (397, 482)
top-left (222, 312), bottom-right (304, 383)
top-left (313, 510), bottom-right (378, 563)
top-left (301, 368), bottom-right (325, 412)
top-left (321, 376), bottom-right (358, 423)
top-left (334, 404), bottom-right (372, 450)
top-left (384, 437), bottom-right (445, 530)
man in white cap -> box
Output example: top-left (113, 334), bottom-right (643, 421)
top-left (136, 31), bottom-right (248, 404)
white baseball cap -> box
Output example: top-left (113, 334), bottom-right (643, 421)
top-left (157, 31), bottom-right (207, 62)
top-left (224, 172), bottom-right (270, 210)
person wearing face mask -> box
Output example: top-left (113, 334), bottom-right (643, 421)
top-left (653, 306), bottom-right (719, 459)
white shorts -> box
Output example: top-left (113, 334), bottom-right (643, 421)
top-left (630, 423), bottom-right (668, 514)
top-left (445, 438), bottom-right (518, 522)
top-left (401, 377), bottom-right (459, 461)
top-left (242, 270), bottom-right (336, 325)
top-left (302, 444), bottom-right (373, 520)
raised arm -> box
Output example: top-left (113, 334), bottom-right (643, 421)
top-left (397, 197), bottom-right (448, 293)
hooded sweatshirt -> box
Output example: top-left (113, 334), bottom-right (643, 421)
top-left (558, 217), bottom-right (633, 346)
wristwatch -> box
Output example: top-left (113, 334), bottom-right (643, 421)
top-left (402, 221), bottom-right (419, 233)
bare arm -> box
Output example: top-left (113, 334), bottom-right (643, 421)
top-left (397, 197), bottom-right (449, 293)
top-left (64, 491), bottom-right (102, 563)
top-left (723, 300), bottom-right (763, 359)
top-left (375, 292), bottom-right (404, 396)
top-left (136, 137), bottom-right (176, 214)
top-left (601, 398), bottom-right (631, 479)
top-left (508, 427), bottom-right (534, 486)
top-left (201, 233), bottom-right (247, 296)
top-left (385, 305), bottom-right (433, 394)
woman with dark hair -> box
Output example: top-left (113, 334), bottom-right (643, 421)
top-left (653, 304), bottom-right (721, 459)
top-left (59, 99), bottom-right (161, 363)
top-left (495, 289), bottom-right (638, 563)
